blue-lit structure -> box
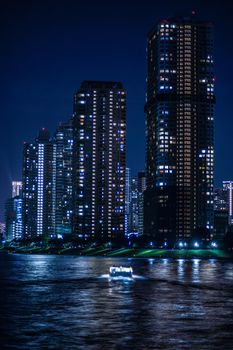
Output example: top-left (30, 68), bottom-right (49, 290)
top-left (22, 129), bottom-right (55, 239)
top-left (5, 196), bottom-right (23, 240)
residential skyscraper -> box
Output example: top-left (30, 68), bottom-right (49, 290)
top-left (55, 120), bottom-right (73, 236)
top-left (73, 81), bottom-right (126, 241)
top-left (144, 14), bottom-right (215, 246)
top-left (22, 129), bottom-right (56, 239)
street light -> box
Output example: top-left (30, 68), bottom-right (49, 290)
top-left (179, 241), bottom-right (184, 248)
top-left (211, 241), bottom-right (217, 249)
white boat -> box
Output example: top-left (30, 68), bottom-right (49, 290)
top-left (109, 266), bottom-right (133, 281)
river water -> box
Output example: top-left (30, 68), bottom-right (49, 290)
top-left (1, 254), bottom-right (233, 349)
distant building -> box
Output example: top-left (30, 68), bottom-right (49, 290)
top-left (125, 168), bottom-right (131, 235)
top-left (12, 181), bottom-right (22, 198)
top-left (213, 210), bottom-right (228, 242)
top-left (223, 181), bottom-right (233, 225)
top-left (129, 176), bottom-right (139, 233)
top-left (22, 129), bottom-right (56, 239)
top-left (54, 120), bottom-right (73, 236)
top-left (138, 171), bottom-right (146, 235)
top-left (0, 222), bottom-right (5, 240)
top-left (4, 180), bottom-right (23, 241)
top-left (127, 171), bottom-right (146, 236)
top-left (5, 196), bottom-right (22, 240)
top-left (144, 14), bottom-right (215, 246)
top-left (214, 181), bottom-right (233, 228)
top-left (73, 81), bottom-right (126, 241)
top-left (138, 171), bottom-right (146, 194)
top-left (214, 187), bottom-right (228, 212)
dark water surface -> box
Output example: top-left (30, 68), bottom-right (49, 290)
top-left (1, 254), bottom-right (233, 349)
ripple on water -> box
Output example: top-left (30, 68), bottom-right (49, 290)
top-left (0, 255), bottom-right (233, 349)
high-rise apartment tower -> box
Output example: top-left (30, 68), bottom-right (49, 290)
top-left (144, 14), bottom-right (215, 246)
top-left (73, 81), bottom-right (126, 241)
top-left (22, 129), bottom-right (56, 239)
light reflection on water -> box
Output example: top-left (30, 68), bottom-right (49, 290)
top-left (0, 254), bottom-right (233, 349)
top-left (178, 258), bottom-right (185, 281)
top-left (192, 258), bottom-right (200, 283)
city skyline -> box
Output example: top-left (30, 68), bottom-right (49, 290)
top-left (1, 0), bottom-right (233, 221)
top-left (1, 3), bottom-right (233, 349)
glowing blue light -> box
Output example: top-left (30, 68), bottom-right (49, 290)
top-left (211, 241), bottom-right (217, 248)
top-left (194, 242), bottom-right (199, 248)
top-left (179, 242), bottom-right (183, 248)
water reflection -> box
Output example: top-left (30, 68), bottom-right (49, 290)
top-left (148, 258), bottom-right (154, 265)
top-left (1, 254), bottom-right (233, 349)
top-left (177, 259), bottom-right (185, 281)
top-left (192, 258), bottom-right (200, 283)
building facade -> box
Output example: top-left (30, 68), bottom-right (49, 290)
top-left (125, 170), bottom-right (146, 236)
top-left (144, 14), bottom-right (215, 246)
top-left (223, 181), bottom-right (233, 225)
top-left (125, 167), bottom-right (131, 235)
top-left (73, 81), bottom-right (126, 241)
top-left (129, 176), bottom-right (139, 233)
top-left (5, 197), bottom-right (22, 240)
top-left (138, 171), bottom-right (146, 235)
top-left (214, 187), bottom-right (228, 212)
top-left (22, 129), bottom-right (56, 239)
top-left (4, 181), bottom-right (23, 241)
top-left (214, 181), bottom-right (233, 230)
top-left (54, 120), bottom-right (73, 236)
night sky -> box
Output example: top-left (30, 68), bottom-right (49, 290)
top-left (1, 0), bottom-right (233, 221)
